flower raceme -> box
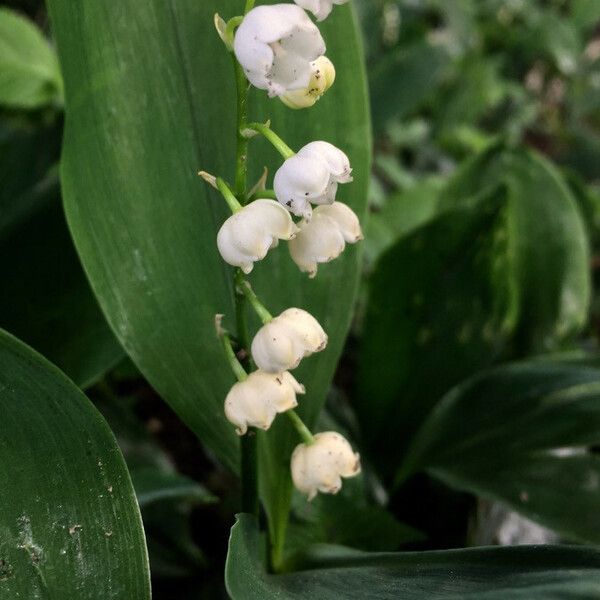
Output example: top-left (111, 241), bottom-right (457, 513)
top-left (293, 0), bottom-right (349, 21)
top-left (234, 4), bottom-right (326, 98)
top-left (274, 141), bottom-right (353, 218)
top-left (280, 55), bottom-right (336, 110)
top-left (251, 308), bottom-right (328, 373)
top-left (217, 199), bottom-right (298, 274)
top-left (289, 202), bottom-right (363, 277)
top-left (225, 370), bottom-right (305, 435)
top-left (291, 431), bottom-right (361, 500)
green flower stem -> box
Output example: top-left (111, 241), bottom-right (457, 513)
top-left (241, 431), bottom-right (259, 516)
top-left (229, 15), bottom-right (259, 519)
top-left (244, 0), bottom-right (255, 13)
top-left (216, 178), bottom-right (243, 213)
top-left (232, 272), bottom-right (259, 517)
top-left (219, 330), bottom-right (248, 382)
top-left (235, 271), bottom-right (273, 324)
top-left (287, 410), bottom-right (316, 445)
top-left (233, 56), bottom-right (250, 200)
top-left (246, 122), bottom-right (296, 160)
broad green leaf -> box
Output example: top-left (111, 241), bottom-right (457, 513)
top-left (48, 0), bottom-right (370, 558)
top-left (504, 150), bottom-right (590, 351)
top-left (398, 362), bottom-right (600, 543)
top-left (434, 57), bottom-right (506, 132)
top-left (445, 145), bottom-right (590, 351)
top-left (0, 7), bottom-right (62, 108)
top-left (365, 177), bottom-right (443, 265)
top-left (357, 192), bottom-right (517, 471)
top-left (0, 330), bottom-right (150, 598)
top-left (0, 124), bottom-right (124, 387)
top-left (369, 40), bottom-right (451, 130)
top-left (225, 514), bottom-right (600, 599)
top-left (131, 468), bottom-right (216, 508)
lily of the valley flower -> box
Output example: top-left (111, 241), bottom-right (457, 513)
top-left (274, 141), bottom-right (353, 218)
top-left (280, 56), bottom-right (336, 109)
top-left (251, 308), bottom-right (328, 373)
top-left (289, 202), bottom-right (363, 277)
top-left (217, 199), bottom-right (298, 274)
top-left (225, 370), bottom-right (305, 435)
top-left (293, 0), bottom-right (349, 21)
top-left (291, 431), bottom-right (361, 500)
top-left (234, 4), bottom-right (326, 98)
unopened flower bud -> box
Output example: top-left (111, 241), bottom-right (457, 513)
top-left (280, 56), bottom-right (336, 109)
top-left (274, 141), bottom-right (352, 218)
top-left (289, 202), bottom-right (363, 277)
top-left (224, 371), bottom-right (305, 435)
top-left (251, 308), bottom-right (328, 373)
top-left (293, 0), bottom-right (349, 21)
top-left (291, 431), bottom-right (361, 500)
top-left (217, 199), bottom-right (298, 274)
top-left (234, 5), bottom-right (326, 98)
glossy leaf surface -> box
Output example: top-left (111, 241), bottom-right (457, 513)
top-left (226, 514), bottom-right (600, 599)
top-left (398, 361), bottom-right (600, 543)
top-left (0, 330), bottom-right (150, 599)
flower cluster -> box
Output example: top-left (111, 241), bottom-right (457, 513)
top-left (218, 138), bottom-right (362, 277)
top-left (206, 0), bottom-right (360, 503)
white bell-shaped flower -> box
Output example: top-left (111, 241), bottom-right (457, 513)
top-left (217, 200), bottom-right (298, 274)
top-left (291, 431), bottom-right (361, 500)
top-left (280, 56), bottom-right (336, 109)
top-left (293, 0), bottom-right (349, 21)
top-left (224, 370), bottom-right (305, 435)
top-left (251, 308), bottom-right (328, 373)
top-left (289, 202), bottom-right (363, 277)
top-left (274, 141), bottom-right (353, 218)
top-left (234, 5), bottom-right (326, 98)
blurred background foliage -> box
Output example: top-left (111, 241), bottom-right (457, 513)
top-left (2, 0), bottom-right (600, 597)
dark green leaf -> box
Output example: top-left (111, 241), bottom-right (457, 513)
top-left (225, 514), bottom-right (600, 599)
top-left (506, 150), bottom-right (589, 351)
top-left (369, 41), bottom-right (451, 130)
top-left (399, 361), bottom-right (600, 543)
top-left (131, 467), bottom-right (216, 508)
top-left (446, 146), bottom-right (590, 352)
top-left (0, 329), bottom-right (150, 598)
top-left (358, 192), bottom-right (517, 470)
top-left (365, 177), bottom-right (443, 265)
top-left (0, 124), bottom-right (124, 387)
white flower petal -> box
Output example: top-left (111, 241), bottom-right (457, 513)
top-left (234, 5), bottom-right (325, 96)
top-left (274, 154), bottom-right (331, 218)
top-left (224, 370), bottom-right (304, 435)
top-left (288, 212), bottom-right (346, 277)
top-left (297, 141), bottom-right (353, 183)
top-left (293, 0), bottom-right (349, 21)
top-left (217, 200), bottom-right (298, 272)
top-left (274, 141), bottom-right (353, 216)
top-left (251, 308), bottom-right (327, 372)
top-left (280, 55), bottom-right (337, 109)
top-left (291, 432), bottom-right (361, 500)
top-left (314, 202), bottom-right (363, 242)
